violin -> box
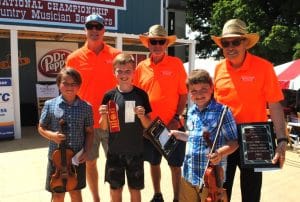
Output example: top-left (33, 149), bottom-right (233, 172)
top-left (200, 106), bottom-right (229, 202)
top-left (203, 130), bottom-right (228, 202)
top-left (50, 119), bottom-right (78, 193)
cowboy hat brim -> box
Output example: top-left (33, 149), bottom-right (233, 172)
top-left (139, 35), bottom-right (177, 48)
top-left (211, 33), bottom-right (259, 49)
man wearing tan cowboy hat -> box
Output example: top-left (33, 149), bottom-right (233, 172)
top-left (212, 19), bottom-right (287, 202)
top-left (133, 24), bottom-right (188, 202)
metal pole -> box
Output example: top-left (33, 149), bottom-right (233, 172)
top-left (10, 29), bottom-right (21, 139)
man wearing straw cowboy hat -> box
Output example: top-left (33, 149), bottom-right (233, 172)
top-left (134, 24), bottom-right (188, 202)
top-left (212, 19), bottom-right (287, 202)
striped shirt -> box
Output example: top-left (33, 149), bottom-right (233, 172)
top-left (39, 95), bottom-right (93, 158)
top-left (183, 98), bottom-right (238, 186)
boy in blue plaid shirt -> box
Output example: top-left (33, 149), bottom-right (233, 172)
top-left (170, 69), bottom-right (238, 202)
top-left (38, 67), bottom-right (94, 202)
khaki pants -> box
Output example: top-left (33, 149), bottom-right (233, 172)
top-left (179, 177), bottom-right (208, 202)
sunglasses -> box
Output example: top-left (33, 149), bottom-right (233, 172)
top-left (221, 38), bottom-right (245, 48)
top-left (85, 23), bottom-right (104, 30)
top-left (149, 39), bottom-right (167, 46)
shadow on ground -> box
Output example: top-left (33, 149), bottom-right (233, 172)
top-left (0, 126), bottom-right (48, 153)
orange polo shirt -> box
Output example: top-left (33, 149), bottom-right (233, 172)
top-left (133, 55), bottom-right (188, 124)
top-left (66, 42), bottom-right (120, 128)
top-left (214, 52), bottom-right (283, 124)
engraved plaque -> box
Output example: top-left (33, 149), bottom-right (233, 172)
top-left (238, 122), bottom-right (279, 168)
top-left (144, 117), bottom-right (179, 160)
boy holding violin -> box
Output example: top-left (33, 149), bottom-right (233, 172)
top-left (38, 67), bottom-right (94, 202)
top-left (170, 69), bottom-right (239, 202)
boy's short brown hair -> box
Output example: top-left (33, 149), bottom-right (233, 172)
top-left (186, 69), bottom-right (213, 88)
top-left (113, 53), bottom-right (135, 69)
top-left (56, 67), bottom-right (82, 86)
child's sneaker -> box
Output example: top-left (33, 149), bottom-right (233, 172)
top-left (150, 193), bottom-right (164, 202)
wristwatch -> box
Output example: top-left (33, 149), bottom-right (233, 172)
top-left (277, 137), bottom-right (288, 144)
top-left (173, 114), bottom-right (180, 122)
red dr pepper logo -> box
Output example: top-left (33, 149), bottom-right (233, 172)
top-left (38, 49), bottom-right (71, 77)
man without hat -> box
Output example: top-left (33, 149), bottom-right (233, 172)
top-left (212, 19), bottom-right (287, 202)
top-left (66, 13), bottom-right (121, 202)
top-left (133, 24), bottom-right (188, 202)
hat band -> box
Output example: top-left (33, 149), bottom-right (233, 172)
top-left (149, 34), bottom-right (167, 37)
top-left (222, 32), bottom-right (246, 37)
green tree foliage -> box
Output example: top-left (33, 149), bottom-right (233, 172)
top-left (186, 0), bottom-right (300, 64)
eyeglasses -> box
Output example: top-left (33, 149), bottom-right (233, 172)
top-left (85, 23), bottom-right (104, 30)
top-left (149, 39), bottom-right (167, 46)
top-left (190, 88), bottom-right (210, 96)
top-left (62, 82), bottom-right (79, 87)
top-left (221, 38), bottom-right (245, 48)
top-left (115, 69), bottom-right (133, 75)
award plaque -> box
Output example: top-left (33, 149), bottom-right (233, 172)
top-left (238, 122), bottom-right (279, 168)
top-left (144, 117), bottom-right (179, 160)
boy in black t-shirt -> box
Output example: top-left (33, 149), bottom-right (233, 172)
top-left (99, 53), bottom-right (152, 202)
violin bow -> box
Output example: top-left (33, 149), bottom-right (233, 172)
top-left (199, 106), bottom-right (228, 191)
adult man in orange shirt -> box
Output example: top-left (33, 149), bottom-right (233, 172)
top-left (66, 14), bottom-right (120, 202)
top-left (212, 19), bottom-right (287, 202)
top-left (133, 25), bottom-right (188, 202)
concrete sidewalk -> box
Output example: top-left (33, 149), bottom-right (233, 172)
top-left (0, 126), bottom-right (300, 202)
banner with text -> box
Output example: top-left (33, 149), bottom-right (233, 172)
top-left (0, 0), bottom-right (126, 30)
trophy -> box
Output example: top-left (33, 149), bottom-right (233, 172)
top-left (144, 117), bottom-right (179, 159)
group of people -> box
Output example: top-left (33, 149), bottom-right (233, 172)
top-left (38, 14), bottom-right (287, 202)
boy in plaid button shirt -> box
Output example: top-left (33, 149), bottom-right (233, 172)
top-left (38, 67), bottom-right (94, 202)
top-left (170, 69), bottom-right (238, 202)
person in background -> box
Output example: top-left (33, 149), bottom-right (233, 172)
top-left (212, 19), bottom-right (287, 202)
top-left (66, 13), bottom-right (120, 202)
top-left (38, 67), bottom-right (94, 202)
top-left (99, 53), bottom-right (152, 202)
top-left (170, 69), bottom-right (238, 202)
top-left (133, 24), bottom-right (188, 202)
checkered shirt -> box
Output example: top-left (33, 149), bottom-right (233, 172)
top-left (39, 95), bottom-right (93, 158)
top-left (183, 99), bottom-right (238, 186)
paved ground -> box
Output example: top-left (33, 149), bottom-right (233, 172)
top-left (0, 126), bottom-right (300, 202)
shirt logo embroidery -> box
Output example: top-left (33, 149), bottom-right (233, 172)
top-left (161, 70), bottom-right (173, 76)
top-left (105, 59), bottom-right (113, 64)
top-left (241, 76), bottom-right (255, 82)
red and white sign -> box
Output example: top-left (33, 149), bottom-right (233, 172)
top-left (0, 0), bottom-right (126, 30)
top-left (36, 41), bottom-right (78, 82)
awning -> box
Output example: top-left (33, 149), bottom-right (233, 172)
top-left (274, 59), bottom-right (300, 90)
top-left (183, 58), bottom-right (219, 76)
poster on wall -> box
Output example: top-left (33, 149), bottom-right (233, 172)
top-left (36, 41), bottom-right (78, 82)
top-left (0, 78), bottom-right (14, 139)
top-left (36, 84), bottom-right (59, 117)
